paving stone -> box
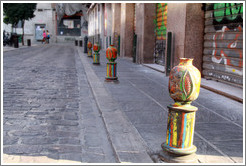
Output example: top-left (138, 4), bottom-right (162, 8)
top-left (3, 136), bottom-right (19, 145)
top-left (10, 131), bottom-right (47, 137)
top-left (46, 145), bottom-right (82, 153)
top-left (47, 130), bottom-right (80, 138)
top-left (4, 145), bottom-right (43, 154)
top-left (21, 137), bottom-right (58, 145)
top-left (59, 153), bottom-right (82, 162)
top-left (64, 112), bottom-right (79, 120)
top-left (58, 138), bottom-right (81, 145)
top-left (49, 120), bottom-right (79, 126)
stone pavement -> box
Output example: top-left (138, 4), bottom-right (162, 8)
top-left (76, 46), bottom-right (243, 163)
top-left (3, 44), bottom-right (39, 52)
top-left (2, 44), bottom-right (244, 164)
top-left (3, 44), bottom-right (116, 163)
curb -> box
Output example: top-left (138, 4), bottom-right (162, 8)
top-left (3, 44), bottom-right (40, 52)
top-left (200, 84), bottom-right (243, 103)
top-left (77, 47), bottom-right (154, 163)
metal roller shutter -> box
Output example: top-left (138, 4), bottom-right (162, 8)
top-left (203, 3), bottom-right (243, 87)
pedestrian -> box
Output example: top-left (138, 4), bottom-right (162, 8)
top-left (42, 30), bottom-right (46, 44)
top-left (46, 30), bottom-right (50, 44)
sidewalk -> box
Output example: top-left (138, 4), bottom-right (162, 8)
top-left (3, 44), bottom-right (39, 52)
top-left (143, 64), bottom-right (243, 103)
top-left (76, 47), bottom-right (243, 163)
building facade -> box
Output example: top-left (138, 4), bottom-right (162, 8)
top-left (87, 3), bottom-right (243, 88)
top-left (3, 3), bottom-right (90, 44)
top-left (3, 3), bottom-right (56, 44)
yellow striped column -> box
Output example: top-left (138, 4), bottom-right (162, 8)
top-left (93, 52), bottom-right (100, 64)
top-left (106, 62), bottom-right (117, 80)
top-left (88, 49), bottom-right (92, 57)
top-left (160, 105), bottom-right (198, 163)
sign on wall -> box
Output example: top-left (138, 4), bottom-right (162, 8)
top-left (35, 24), bottom-right (46, 40)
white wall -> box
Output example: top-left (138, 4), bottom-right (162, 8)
top-left (3, 3), bottom-right (55, 44)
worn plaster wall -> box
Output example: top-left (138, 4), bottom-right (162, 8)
top-left (135, 3), bottom-right (156, 64)
top-left (166, 3), bottom-right (187, 68)
top-left (120, 3), bottom-right (134, 58)
top-left (135, 3), bottom-right (144, 63)
top-left (184, 4), bottom-right (204, 72)
top-left (166, 3), bottom-right (204, 73)
top-left (24, 3), bottom-right (55, 44)
top-left (112, 3), bottom-right (121, 48)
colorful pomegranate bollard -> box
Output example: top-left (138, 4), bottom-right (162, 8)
top-left (105, 45), bottom-right (118, 81)
top-left (87, 41), bottom-right (92, 57)
top-left (92, 43), bottom-right (100, 64)
top-left (159, 58), bottom-right (201, 163)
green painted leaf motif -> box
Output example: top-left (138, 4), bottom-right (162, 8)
top-left (182, 71), bottom-right (193, 99)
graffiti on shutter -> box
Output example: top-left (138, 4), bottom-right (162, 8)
top-left (154, 3), bottom-right (167, 66)
top-left (203, 3), bottom-right (243, 87)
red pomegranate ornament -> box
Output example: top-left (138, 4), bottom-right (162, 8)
top-left (168, 58), bottom-right (201, 107)
top-left (106, 45), bottom-right (117, 62)
top-left (87, 41), bottom-right (92, 49)
top-left (93, 42), bottom-right (100, 52)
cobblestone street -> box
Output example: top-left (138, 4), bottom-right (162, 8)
top-left (3, 44), bottom-right (116, 163)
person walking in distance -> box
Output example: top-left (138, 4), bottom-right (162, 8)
top-left (46, 30), bottom-right (50, 44)
top-left (42, 30), bottom-right (46, 44)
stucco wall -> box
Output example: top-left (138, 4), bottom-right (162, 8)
top-left (120, 3), bottom-right (134, 58)
top-left (135, 3), bottom-right (156, 64)
top-left (166, 3), bottom-right (187, 68)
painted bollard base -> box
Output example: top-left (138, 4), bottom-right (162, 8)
top-left (159, 105), bottom-right (198, 163)
top-left (105, 77), bottom-right (118, 81)
top-left (105, 62), bottom-right (118, 81)
top-left (88, 50), bottom-right (92, 57)
top-left (159, 150), bottom-right (198, 163)
top-left (161, 142), bottom-right (197, 155)
top-left (93, 53), bottom-right (100, 64)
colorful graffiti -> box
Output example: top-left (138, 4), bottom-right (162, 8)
top-left (154, 3), bottom-right (167, 40)
top-left (154, 3), bottom-right (167, 65)
top-left (213, 3), bottom-right (243, 30)
top-left (211, 3), bottom-right (243, 76)
top-left (212, 26), bottom-right (243, 70)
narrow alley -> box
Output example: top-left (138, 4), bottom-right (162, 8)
top-left (3, 44), bottom-right (243, 163)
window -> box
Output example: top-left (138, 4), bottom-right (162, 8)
top-left (57, 16), bottom-right (81, 36)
